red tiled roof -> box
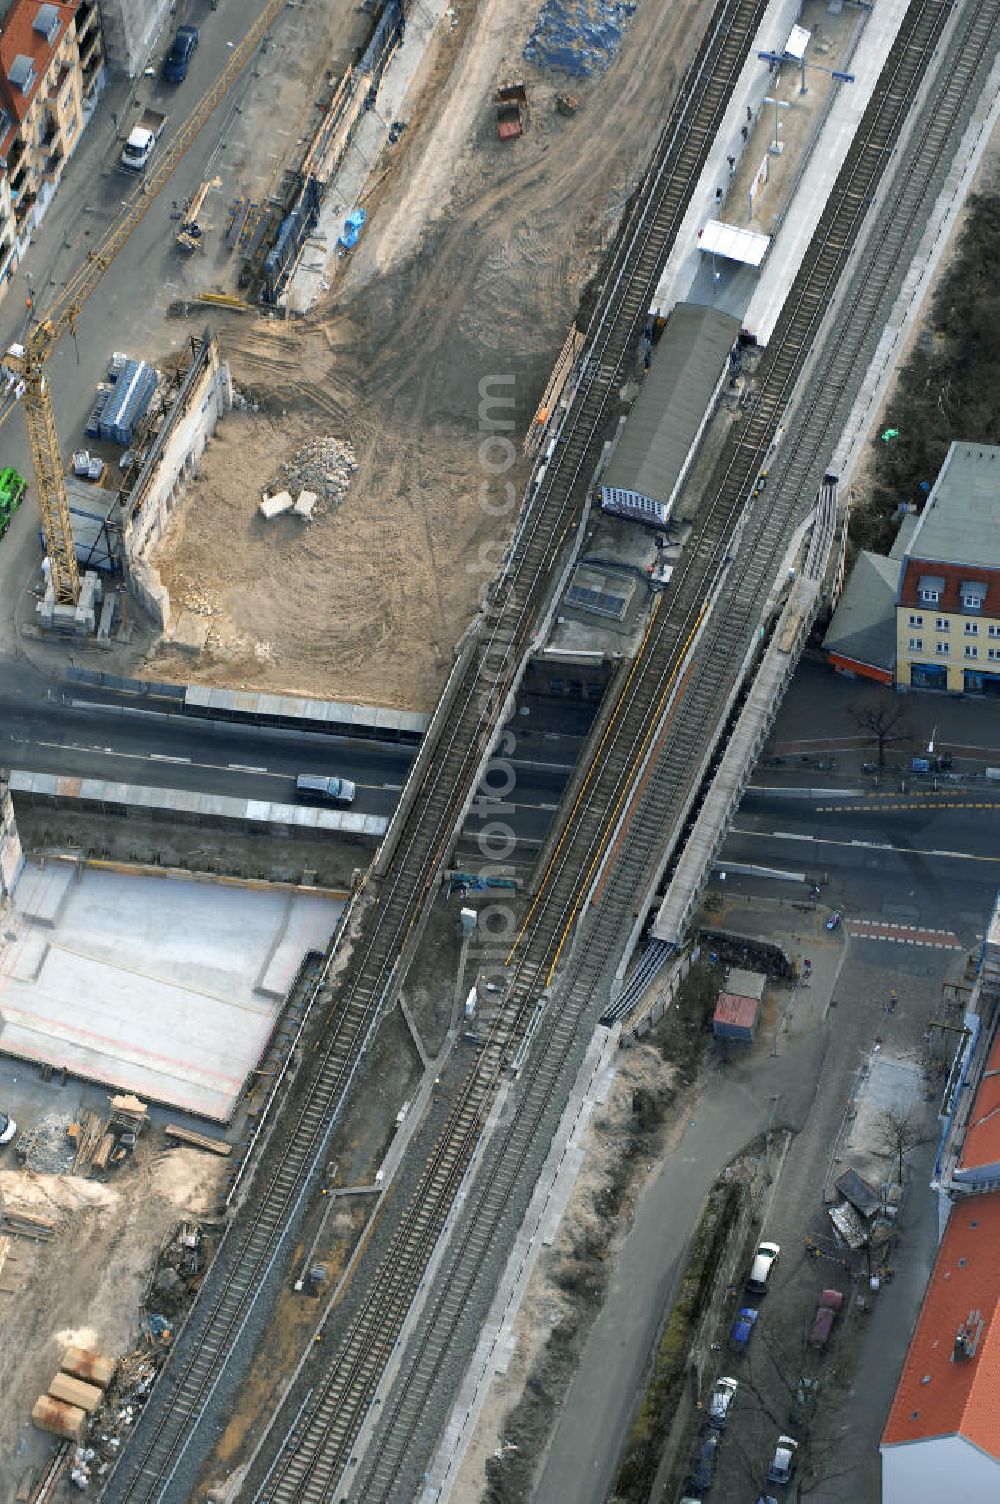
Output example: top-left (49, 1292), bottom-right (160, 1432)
top-left (827, 652), bottom-right (893, 685)
top-left (0, 1), bottom-right (76, 154)
top-left (713, 992), bottom-right (759, 1029)
top-left (899, 557), bottom-right (1000, 617)
top-left (882, 1194), bottom-right (1000, 1457)
top-left (959, 1033), bottom-right (1000, 1174)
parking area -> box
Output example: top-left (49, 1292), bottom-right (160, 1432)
top-left (671, 905), bottom-right (955, 1504)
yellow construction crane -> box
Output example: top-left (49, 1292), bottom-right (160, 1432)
top-left (0, 0), bottom-right (286, 606)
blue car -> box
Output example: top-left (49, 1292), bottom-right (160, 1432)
top-left (730, 1306), bottom-right (759, 1352)
top-left (163, 25), bottom-right (198, 83)
top-left (689, 1430), bottom-right (720, 1492)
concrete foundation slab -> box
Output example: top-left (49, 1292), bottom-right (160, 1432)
top-left (16, 861), bottom-right (79, 928)
top-left (0, 862), bottom-right (341, 1120)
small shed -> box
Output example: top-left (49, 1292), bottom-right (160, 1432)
top-left (713, 991), bottom-right (760, 1042)
top-left (726, 967), bottom-right (767, 1001)
top-left (835, 1167), bottom-right (881, 1219)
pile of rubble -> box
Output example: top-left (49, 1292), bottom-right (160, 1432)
top-left (269, 435), bottom-right (357, 517)
top-left (30, 1220), bottom-right (215, 1488)
top-left (16, 1114), bottom-right (77, 1174)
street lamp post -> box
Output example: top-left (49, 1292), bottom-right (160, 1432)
top-left (758, 47), bottom-right (855, 97)
top-left (763, 95), bottom-right (790, 155)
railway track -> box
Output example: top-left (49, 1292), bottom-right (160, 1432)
top-left (251, 2), bottom-right (998, 1499)
top-left (101, 2), bottom-right (767, 1500)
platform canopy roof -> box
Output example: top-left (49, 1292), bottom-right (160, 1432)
top-left (784, 23), bottom-right (811, 62)
top-left (699, 219), bottom-right (771, 268)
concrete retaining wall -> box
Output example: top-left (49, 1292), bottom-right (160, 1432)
top-left (121, 336), bottom-right (232, 629)
top-left (9, 771), bottom-right (387, 845)
top-left (621, 946), bottom-right (695, 1045)
top-left (0, 775), bottom-right (24, 902)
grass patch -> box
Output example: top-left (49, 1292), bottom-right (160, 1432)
top-left (609, 1175), bottom-right (744, 1503)
top-left (853, 192), bottom-right (1000, 551)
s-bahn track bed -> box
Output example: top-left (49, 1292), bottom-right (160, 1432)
top-left (99, 1), bottom-right (768, 1500)
top-left (247, 2), bottom-right (998, 1501)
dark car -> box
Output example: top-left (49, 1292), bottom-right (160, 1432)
top-left (810, 1288), bottom-right (844, 1350)
top-left (729, 1306), bottom-right (758, 1353)
top-left (163, 25), bottom-right (198, 83)
top-left (294, 774), bottom-right (357, 807)
top-left (689, 1430), bottom-right (720, 1492)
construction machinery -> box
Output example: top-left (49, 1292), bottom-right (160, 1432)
top-left (495, 82), bottom-right (527, 141)
top-left (0, 0), bottom-right (288, 608)
top-left (176, 176), bottom-right (221, 253)
top-left (0, 465), bottom-right (25, 538)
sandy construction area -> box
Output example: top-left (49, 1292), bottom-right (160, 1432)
top-left (144, 0), bottom-right (714, 711)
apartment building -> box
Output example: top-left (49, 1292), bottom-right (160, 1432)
top-left (0, 0), bottom-right (104, 293)
top-left (896, 443), bottom-right (1000, 695)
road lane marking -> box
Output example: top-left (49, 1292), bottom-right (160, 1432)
top-left (731, 827), bottom-right (1000, 863)
top-left (228, 764), bottom-right (267, 773)
top-left (150, 754), bottom-right (191, 764)
top-left (847, 918), bottom-right (964, 951)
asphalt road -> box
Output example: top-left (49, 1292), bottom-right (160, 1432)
top-left (0, 659), bottom-right (582, 822)
top-left (537, 883), bottom-right (957, 1504)
top-left (721, 788), bottom-right (1000, 938)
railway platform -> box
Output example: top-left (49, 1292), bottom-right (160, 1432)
top-left (650, 0), bottom-right (914, 344)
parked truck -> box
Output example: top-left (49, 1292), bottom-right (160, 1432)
top-left (120, 108), bottom-right (167, 172)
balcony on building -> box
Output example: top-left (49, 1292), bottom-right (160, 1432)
top-left (6, 130), bottom-right (25, 173)
top-left (9, 163), bottom-right (29, 203)
top-left (13, 189), bottom-right (36, 226)
top-left (76, 0), bottom-right (100, 46)
top-left (76, 0), bottom-right (99, 30)
top-left (39, 112), bottom-right (58, 149)
top-left (43, 142), bottom-right (64, 180)
top-left (80, 26), bottom-right (101, 75)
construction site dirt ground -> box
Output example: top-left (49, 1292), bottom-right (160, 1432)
top-left (137, 0), bottom-right (717, 711)
top-left (0, 1106), bottom-right (226, 1502)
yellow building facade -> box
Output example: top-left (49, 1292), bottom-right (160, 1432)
top-left (895, 444), bottom-right (1000, 696)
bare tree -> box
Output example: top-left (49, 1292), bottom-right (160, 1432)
top-left (876, 1105), bottom-right (928, 1184)
top-left (849, 689), bottom-right (911, 768)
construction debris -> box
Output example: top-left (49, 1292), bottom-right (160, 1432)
top-left (70, 1112), bottom-right (106, 1176)
top-left (270, 435), bottom-right (356, 518)
top-left (555, 92), bottom-right (579, 116)
top-left (259, 490), bottom-right (294, 520)
top-left (163, 1124), bottom-right (232, 1156)
top-left (16, 1115), bottom-right (77, 1174)
top-left (48, 1373), bottom-right (103, 1414)
top-left (176, 176), bottom-right (221, 254)
top-left (32, 1395), bottom-right (87, 1445)
top-left (61, 1347), bottom-right (115, 1390)
top-left (2, 1206), bottom-right (57, 1242)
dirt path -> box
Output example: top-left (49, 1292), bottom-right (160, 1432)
top-left (145, 0), bottom-right (715, 711)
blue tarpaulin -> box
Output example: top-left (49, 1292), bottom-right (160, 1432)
top-left (339, 208), bottom-right (367, 250)
top-left (524, 0), bottom-right (638, 77)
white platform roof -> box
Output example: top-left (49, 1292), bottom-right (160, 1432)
top-left (784, 23), bottom-right (811, 62)
top-left (699, 219), bottom-right (771, 268)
